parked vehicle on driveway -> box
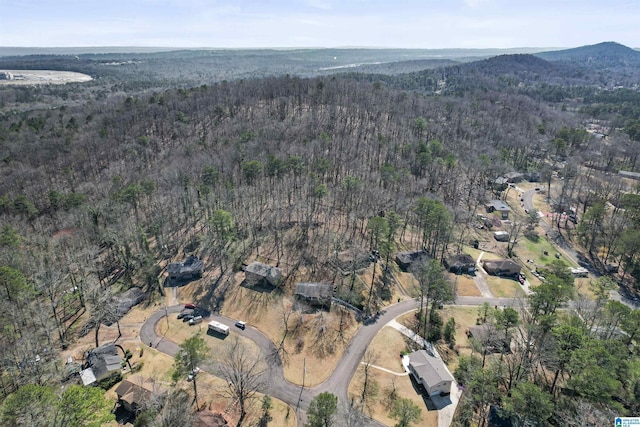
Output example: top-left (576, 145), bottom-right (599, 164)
top-left (189, 316), bottom-right (203, 325)
top-left (235, 321), bottom-right (246, 330)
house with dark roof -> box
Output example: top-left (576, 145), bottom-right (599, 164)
top-left (106, 287), bottom-right (145, 325)
top-left (244, 261), bottom-right (282, 287)
top-left (167, 255), bottom-right (203, 280)
top-left (332, 247), bottom-right (372, 273)
top-left (115, 375), bottom-right (167, 413)
top-left (467, 323), bottom-right (510, 353)
top-left (407, 349), bottom-right (455, 396)
top-left (82, 343), bottom-right (122, 385)
top-left (482, 259), bottom-right (521, 277)
top-left (395, 250), bottom-right (429, 272)
top-left (485, 200), bottom-right (512, 219)
top-left (504, 172), bottom-right (524, 183)
top-left (295, 283), bottom-right (333, 308)
top-left (444, 254), bottom-right (476, 274)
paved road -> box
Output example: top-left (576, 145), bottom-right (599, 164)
top-left (140, 295), bottom-right (527, 426)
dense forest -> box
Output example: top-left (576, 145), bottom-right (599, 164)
top-left (1, 42), bottom-right (640, 427)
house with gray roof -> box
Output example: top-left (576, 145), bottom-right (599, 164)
top-left (295, 283), bottom-right (333, 308)
top-left (82, 343), bottom-right (122, 385)
top-left (485, 200), bottom-right (512, 219)
top-left (244, 261), bottom-right (282, 287)
top-left (407, 349), bottom-right (454, 396)
top-left (167, 255), bottom-right (203, 280)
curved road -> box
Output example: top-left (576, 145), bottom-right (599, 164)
top-left (140, 296), bottom-right (520, 426)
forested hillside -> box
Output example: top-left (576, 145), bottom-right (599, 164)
top-left (1, 44), bottom-right (640, 427)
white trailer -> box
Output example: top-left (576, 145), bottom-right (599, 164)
top-left (208, 320), bottom-right (229, 336)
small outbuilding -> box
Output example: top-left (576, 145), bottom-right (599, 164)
top-left (482, 259), bottom-right (521, 277)
top-left (444, 254), bottom-right (476, 274)
top-left (244, 261), bottom-right (282, 287)
top-left (485, 200), bottom-right (512, 219)
top-left (395, 250), bottom-right (430, 272)
top-left (295, 283), bottom-right (333, 308)
top-left (407, 349), bottom-right (454, 397)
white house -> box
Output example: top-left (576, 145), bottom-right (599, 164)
top-left (407, 349), bottom-right (454, 396)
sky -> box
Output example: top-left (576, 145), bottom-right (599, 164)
top-left (1, 0), bottom-right (639, 49)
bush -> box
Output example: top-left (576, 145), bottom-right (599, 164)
top-left (97, 371), bottom-right (122, 390)
top-left (524, 229), bottom-right (539, 241)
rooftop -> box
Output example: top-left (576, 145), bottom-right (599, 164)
top-left (487, 200), bottom-right (511, 212)
top-left (295, 282), bottom-right (333, 300)
top-left (408, 349), bottom-right (454, 387)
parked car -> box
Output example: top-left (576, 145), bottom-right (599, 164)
top-left (189, 316), bottom-right (203, 325)
top-left (235, 321), bottom-right (246, 330)
top-left (184, 303), bottom-right (197, 309)
top-left (177, 309), bottom-right (194, 319)
top-left (182, 314), bottom-right (194, 322)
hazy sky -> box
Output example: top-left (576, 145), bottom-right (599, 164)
top-left (1, 0), bottom-right (639, 49)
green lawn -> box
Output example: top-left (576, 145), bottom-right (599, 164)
top-left (485, 276), bottom-right (527, 298)
top-left (516, 233), bottom-right (575, 268)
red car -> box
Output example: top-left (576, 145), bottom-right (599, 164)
top-left (184, 303), bottom-right (197, 309)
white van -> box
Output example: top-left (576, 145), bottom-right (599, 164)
top-left (189, 316), bottom-right (203, 325)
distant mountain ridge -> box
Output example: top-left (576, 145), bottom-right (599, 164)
top-left (536, 41), bottom-right (640, 68)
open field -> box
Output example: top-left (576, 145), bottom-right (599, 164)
top-left (0, 69), bottom-right (92, 85)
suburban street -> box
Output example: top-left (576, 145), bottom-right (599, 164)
top-left (140, 294), bottom-right (526, 427)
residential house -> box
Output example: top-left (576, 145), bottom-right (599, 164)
top-left (407, 349), bottom-right (455, 396)
top-left (467, 323), bottom-right (510, 353)
top-left (107, 287), bottom-right (145, 325)
top-left (331, 247), bottom-right (372, 273)
top-left (115, 375), bottom-right (167, 413)
top-left (295, 283), bottom-right (334, 308)
top-left (504, 172), bottom-right (524, 183)
top-left (482, 259), bottom-right (521, 277)
top-left (81, 343), bottom-right (122, 385)
top-left (485, 200), bottom-right (512, 219)
top-left (444, 254), bottom-right (476, 274)
top-left (167, 255), bottom-right (203, 280)
top-left (395, 250), bottom-right (430, 272)
top-left (244, 261), bottom-right (282, 287)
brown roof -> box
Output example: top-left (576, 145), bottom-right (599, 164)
top-left (115, 375), bottom-right (166, 406)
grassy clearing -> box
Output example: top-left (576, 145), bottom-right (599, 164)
top-left (517, 234), bottom-right (574, 267)
top-left (485, 276), bottom-right (526, 298)
top-left (367, 327), bottom-right (413, 372)
top-left (455, 274), bottom-right (482, 297)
